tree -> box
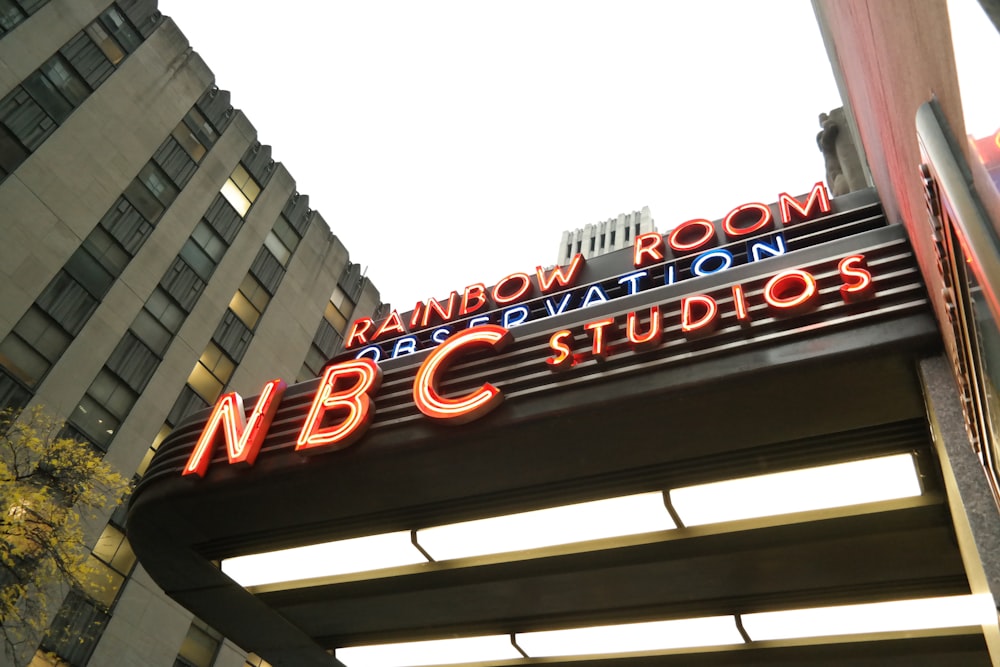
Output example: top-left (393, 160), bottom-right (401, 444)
top-left (0, 406), bottom-right (130, 659)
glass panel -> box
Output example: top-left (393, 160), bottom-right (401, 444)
top-left (176, 623), bottom-right (219, 667)
top-left (184, 107), bottom-right (218, 148)
top-left (92, 525), bottom-right (135, 574)
top-left (273, 215), bottom-right (300, 250)
top-left (17, 306), bottom-right (70, 359)
top-left (21, 70), bottom-right (72, 123)
top-left (0, 0), bottom-right (25, 31)
top-left (99, 6), bottom-right (140, 53)
top-left (84, 22), bottom-right (125, 65)
top-left (87, 369), bottom-right (137, 418)
top-left (241, 274), bottom-right (270, 311)
top-left (40, 56), bottom-right (89, 107)
top-left (228, 293), bottom-right (260, 329)
top-left (220, 178), bottom-right (251, 216)
top-left (0, 334), bottom-right (49, 386)
top-left (131, 308), bottom-right (172, 355)
top-left (83, 225), bottom-right (130, 277)
top-left (171, 122), bottom-right (206, 162)
top-left (124, 176), bottom-right (164, 222)
top-left (179, 238), bottom-right (215, 281)
top-left (187, 363), bottom-right (223, 403)
top-left (138, 162), bottom-right (178, 207)
top-left (191, 221), bottom-right (226, 262)
top-left (70, 394), bottom-right (119, 450)
top-left (263, 231), bottom-right (290, 266)
top-left (78, 555), bottom-right (123, 608)
top-left (64, 247), bottom-right (114, 298)
top-left (145, 288), bottom-right (185, 334)
top-left (325, 301), bottom-right (348, 332)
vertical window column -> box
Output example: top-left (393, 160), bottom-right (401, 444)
top-left (0, 93), bottom-right (228, 413)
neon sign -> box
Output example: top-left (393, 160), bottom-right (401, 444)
top-left (183, 247), bottom-right (873, 478)
top-left (345, 183), bottom-right (832, 361)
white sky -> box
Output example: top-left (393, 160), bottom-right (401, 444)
top-left (158, 1), bottom-right (843, 310)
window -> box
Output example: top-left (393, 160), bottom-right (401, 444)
top-left (136, 424), bottom-right (171, 477)
top-left (68, 394), bottom-right (120, 451)
top-left (174, 621), bottom-right (221, 667)
top-left (228, 274), bottom-right (270, 329)
top-left (21, 56), bottom-right (88, 124)
top-left (0, 0), bottom-right (27, 33)
top-left (97, 5), bottom-right (140, 54)
top-left (199, 342), bottom-right (235, 384)
top-left (82, 225), bottom-right (130, 278)
top-left (190, 221), bottom-right (226, 263)
top-left (600, 233), bottom-right (605, 249)
top-left (263, 230), bottom-right (291, 266)
top-left (187, 342), bottom-right (235, 404)
top-left (84, 523), bottom-right (136, 606)
top-left (610, 230), bottom-right (616, 247)
top-left (130, 306), bottom-right (172, 356)
top-left (179, 238), bottom-right (216, 281)
top-left (39, 589), bottom-right (110, 666)
top-left (171, 120), bottom-right (206, 162)
top-left (144, 287), bottom-right (186, 335)
top-left (625, 226), bottom-right (630, 242)
top-left (220, 164), bottom-right (260, 216)
top-left (84, 20), bottom-right (125, 64)
top-left (182, 107), bottom-right (218, 150)
top-left (589, 237), bottom-right (595, 252)
top-left (0, 307), bottom-right (72, 387)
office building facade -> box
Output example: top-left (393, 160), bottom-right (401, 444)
top-left (556, 206), bottom-right (655, 265)
top-left (0, 2), bottom-right (381, 665)
top-left (127, 3), bottom-right (1000, 667)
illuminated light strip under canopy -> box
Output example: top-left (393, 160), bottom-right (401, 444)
top-left (669, 453), bottom-right (922, 527)
top-left (221, 531), bottom-right (425, 588)
top-left (335, 635), bottom-right (523, 667)
top-left (515, 615), bottom-right (744, 657)
top-left (741, 594), bottom-right (997, 641)
top-left (222, 455), bottom-right (927, 588)
top-left (335, 595), bottom-right (992, 666)
top-left (415, 491), bottom-right (675, 561)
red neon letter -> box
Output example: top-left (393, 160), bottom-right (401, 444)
top-left (373, 310), bottom-right (406, 340)
top-left (723, 203), bottom-right (772, 238)
top-left (681, 295), bottom-right (719, 334)
top-left (626, 307), bottom-right (662, 350)
top-left (668, 219), bottom-right (717, 254)
top-left (492, 273), bottom-right (532, 305)
top-left (764, 269), bottom-right (818, 312)
top-left (297, 359), bottom-right (382, 452)
top-left (838, 254), bottom-right (873, 301)
top-left (421, 292), bottom-right (458, 327)
top-left (537, 254), bottom-right (585, 293)
top-left (779, 182), bottom-right (831, 224)
top-left (584, 317), bottom-right (616, 358)
top-left (461, 283), bottom-right (488, 316)
top-left (409, 302), bottom-right (423, 329)
top-left (633, 232), bottom-right (664, 268)
top-left (732, 284), bottom-right (750, 323)
top-left (183, 378), bottom-right (287, 477)
top-left (413, 324), bottom-right (512, 423)
top-left (345, 318), bottom-right (373, 349)
top-left (546, 329), bottom-right (574, 370)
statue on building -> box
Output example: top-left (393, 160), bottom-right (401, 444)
top-left (817, 107), bottom-right (867, 196)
